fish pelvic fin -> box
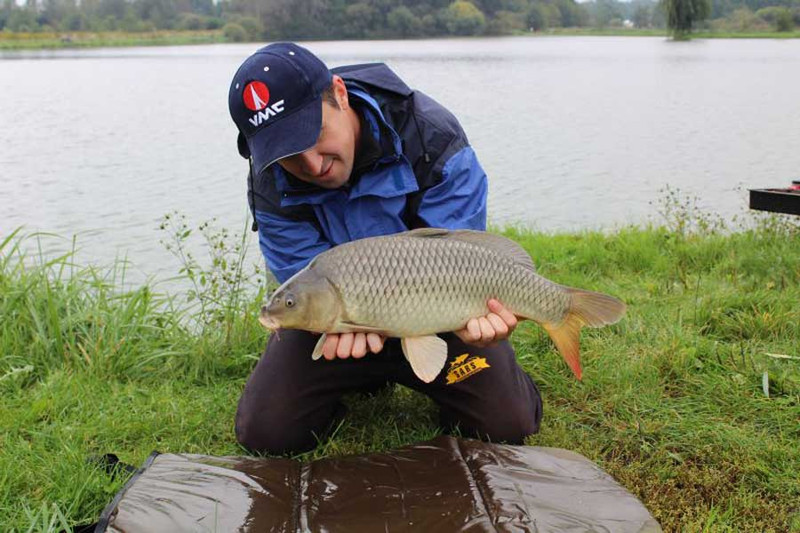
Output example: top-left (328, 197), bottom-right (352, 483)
top-left (311, 334), bottom-right (327, 361)
top-left (401, 335), bottom-right (448, 383)
top-left (542, 288), bottom-right (626, 380)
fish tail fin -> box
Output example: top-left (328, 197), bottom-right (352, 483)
top-left (542, 288), bottom-right (626, 380)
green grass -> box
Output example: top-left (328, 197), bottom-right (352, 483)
top-left (2, 27), bottom-right (799, 51)
top-left (539, 27), bottom-right (800, 38)
top-left (0, 30), bottom-right (225, 50)
top-left (1, 212), bottom-right (799, 532)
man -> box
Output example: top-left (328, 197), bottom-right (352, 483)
top-left (228, 42), bottom-right (542, 455)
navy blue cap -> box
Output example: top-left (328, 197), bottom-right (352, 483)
top-left (229, 42), bottom-right (332, 173)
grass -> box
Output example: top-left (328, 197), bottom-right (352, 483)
top-left (0, 30), bottom-right (225, 50)
top-left (540, 27), bottom-right (800, 39)
top-left (1, 204), bottom-right (799, 532)
top-left (2, 27), bottom-right (799, 51)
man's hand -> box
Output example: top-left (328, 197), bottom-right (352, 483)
top-left (454, 299), bottom-right (519, 347)
top-left (321, 332), bottom-right (386, 360)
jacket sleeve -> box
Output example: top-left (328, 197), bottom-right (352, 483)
top-left (415, 145), bottom-right (488, 231)
top-left (254, 209), bottom-right (331, 284)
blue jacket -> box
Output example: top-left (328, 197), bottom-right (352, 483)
top-left (247, 63), bottom-right (488, 283)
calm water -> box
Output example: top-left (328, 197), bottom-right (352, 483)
top-left (1, 37), bottom-right (799, 283)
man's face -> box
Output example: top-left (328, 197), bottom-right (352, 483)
top-left (277, 95), bottom-right (358, 190)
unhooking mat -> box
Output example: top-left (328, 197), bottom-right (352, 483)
top-left (95, 435), bottom-right (661, 532)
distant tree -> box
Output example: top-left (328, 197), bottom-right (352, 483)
top-left (6, 6), bottom-right (39, 31)
top-left (443, 1), bottom-right (487, 35)
top-left (503, 0), bottom-right (530, 13)
top-left (555, 0), bottom-right (580, 26)
top-left (61, 11), bottom-right (88, 31)
top-left (526, 3), bottom-right (547, 30)
top-left (226, 13), bottom-right (261, 39)
top-left (729, 6), bottom-right (763, 30)
top-left (775, 7), bottom-right (794, 29)
top-left (755, 6), bottom-right (787, 23)
top-left (204, 16), bottom-right (224, 29)
top-left (387, 6), bottom-right (423, 37)
top-left (633, 4), bottom-right (652, 27)
top-left (191, 0), bottom-right (214, 16)
top-left (660, 0), bottom-right (711, 38)
top-left (178, 12), bottom-right (205, 30)
top-left (222, 21), bottom-right (247, 41)
top-left (485, 9), bottom-right (523, 34)
top-left (97, 0), bottom-right (127, 20)
top-left (0, 0), bottom-right (12, 31)
top-left (542, 3), bottom-right (562, 27)
top-left (137, 0), bottom-right (179, 29)
top-left (420, 12), bottom-right (441, 34)
top-left (119, 6), bottom-right (145, 32)
top-left (260, 0), bottom-right (332, 40)
top-left (593, 0), bottom-right (624, 28)
top-left (341, 2), bottom-right (379, 39)
top-left (645, 1), bottom-right (666, 27)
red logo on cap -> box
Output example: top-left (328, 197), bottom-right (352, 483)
top-left (243, 81), bottom-right (270, 112)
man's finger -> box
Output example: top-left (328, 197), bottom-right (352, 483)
top-left (366, 333), bottom-right (384, 353)
top-left (352, 333), bottom-right (367, 359)
top-left (478, 317), bottom-right (495, 343)
top-left (336, 333), bottom-right (354, 359)
top-left (465, 318), bottom-right (481, 342)
top-left (322, 334), bottom-right (340, 360)
top-left (488, 299), bottom-right (518, 328)
top-left (486, 312), bottom-right (508, 337)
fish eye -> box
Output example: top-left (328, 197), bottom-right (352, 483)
top-left (285, 297), bottom-right (295, 308)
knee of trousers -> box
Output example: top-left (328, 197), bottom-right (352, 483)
top-left (235, 406), bottom-right (320, 455)
top-left (475, 398), bottom-right (542, 444)
top-left (451, 378), bottom-right (543, 445)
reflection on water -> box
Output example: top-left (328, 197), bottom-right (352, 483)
top-left (1, 37), bottom-right (799, 286)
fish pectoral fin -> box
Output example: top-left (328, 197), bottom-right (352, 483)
top-left (339, 322), bottom-right (387, 334)
top-left (400, 335), bottom-right (448, 383)
top-left (311, 334), bottom-right (327, 361)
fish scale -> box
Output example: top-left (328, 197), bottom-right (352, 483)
top-left (314, 233), bottom-right (569, 337)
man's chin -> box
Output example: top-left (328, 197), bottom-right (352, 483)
top-left (317, 173), bottom-right (350, 189)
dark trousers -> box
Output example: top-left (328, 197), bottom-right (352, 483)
top-left (235, 329), bottom-right (543, 454)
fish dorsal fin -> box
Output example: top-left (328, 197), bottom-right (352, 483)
top-left (409, 228), bottom-right (536, 272)
top-left (402, 228), bottom-right (536, 270)
top-left (401, 335), bottom-right (448, 383)
top-left (404, 227), bottom-right (451, 238)
top-left (448, 230), bottom-right (536, 269)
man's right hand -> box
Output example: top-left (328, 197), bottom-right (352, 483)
top-left (321, 332), bottom-right (386, 360)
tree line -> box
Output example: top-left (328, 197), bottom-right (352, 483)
top-left (1, 0), bottom-right (798, 39)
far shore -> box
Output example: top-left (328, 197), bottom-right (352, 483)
top-left (2, 27), bottom-right (800, 51)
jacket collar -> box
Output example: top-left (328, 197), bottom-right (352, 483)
top-left (274, 86), bottom-right (413, 207)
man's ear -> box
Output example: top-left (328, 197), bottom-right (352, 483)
top-left (331, 75), bottom-right (349, 110)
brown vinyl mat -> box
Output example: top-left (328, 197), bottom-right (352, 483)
top-left (96, 435), bottom-right (661, 532)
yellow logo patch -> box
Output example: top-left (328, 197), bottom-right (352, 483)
top-left (446, 353), bottom-right (490, 385)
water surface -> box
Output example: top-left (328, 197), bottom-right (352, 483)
top-left (1, 37), bottom-right (798, 283)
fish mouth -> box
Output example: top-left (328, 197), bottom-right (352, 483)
top-left (258, 312), bottom-right (280, 330)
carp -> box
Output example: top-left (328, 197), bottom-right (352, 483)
top-left (259, 228), bottom-right (626, 383)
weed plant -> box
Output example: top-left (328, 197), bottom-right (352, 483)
top-left (1, 192), bottom-right (798, 531)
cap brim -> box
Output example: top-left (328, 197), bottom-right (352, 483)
top-left (246, 97), bottom-right (322, 175)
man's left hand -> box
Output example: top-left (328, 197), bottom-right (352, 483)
top-left (454, 299), bottom-right (519, 347)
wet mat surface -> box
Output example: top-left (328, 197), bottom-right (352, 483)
top-left (98, 435), bottom-right (661, 532)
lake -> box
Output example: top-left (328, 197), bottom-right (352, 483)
top-left (1, 37), bottom-right (799, 284)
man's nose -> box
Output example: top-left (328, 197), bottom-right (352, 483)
top-left (298, 150), bottom-right (324, 176)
